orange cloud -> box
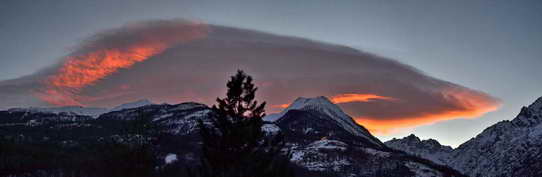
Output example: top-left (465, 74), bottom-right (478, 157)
top-left (273, 93), bottom-right (394, 109)
top-left (11, 20), bottom-right (499, 138)
top-left (36, 21), bottom-right (208, 106)
top-left (330, 93), bottom-right (396, 104)
top-left (50, 47), bottom-right (163, 89)
top-left (273, 104), bottom-right (291, 109)
top-left (268, 91), bottom-right (500, 135)
top-left (354, 89), bottom-right (501, 135)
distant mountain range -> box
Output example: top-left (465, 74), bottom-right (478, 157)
top-left (386, 97), bottom-right (542, 177)
top-left (2, 96), bottom-right (541, 177)
top-left (6, 99), bottom-right (154, 118)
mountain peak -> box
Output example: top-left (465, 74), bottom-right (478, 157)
top-left (266, 96), bottom-right (382, 147)
top-left (111, 99), bottom-right (155, 112)
top-left (405, 134), bottom-right (421, 142)
top-left (264, 96), bottom-right (335, 122)
top-left (269, 96), bottom-right (350, 123)
top-left (528, 96), bottom-right (542, 111)
top-left (510, 96), bottom-right (542, 127)
top-left (288, 96), bottom-right (335, 110)
top-left (387, 134), bottom-right (451, 150)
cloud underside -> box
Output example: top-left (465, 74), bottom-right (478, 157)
top-left (0, 19), bottom-right (501, 135)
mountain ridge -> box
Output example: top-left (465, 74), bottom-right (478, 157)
top-left (385, 96), bottom-right (542, 177)
top-left (5, 99), bottom-right (155, 118)
top-left (0, 95), bottom-right (500, 177)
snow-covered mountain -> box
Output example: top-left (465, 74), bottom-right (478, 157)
top-left (6, 99), bottom-right (155, 118)
top-left (98, 102), bottom-right (213, 135)
top-left (7, 106), bottom-right (109, 118)
top-left (91, 96), bottom-right (465, 176)
top-left (385, 96), bottom-right (542, 177)
top-left (448, 96), bottom-right (542, 177)
top-left (0, 109), bottom-right (93, 124)
top-left (110, 99), bottom-right (154, 112)
top-left (0, 96), bottom-right (468, 177)
top-left (385, 134), bottom-right (452, 165)
top-left (266, 96), bottom-right (382, 147)
top-left (5, 96), bottom-right (542, 176)
top-left (270, 96), bottom-right (465, 177)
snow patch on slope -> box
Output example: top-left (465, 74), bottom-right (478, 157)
top-left (262, 123), bottom-right (281, 136)
top-left (165, 153), bottom-right (178, 164)
top-left (111, 99), bottom-right (154, 112)
top-left (307, 139), bottom-right (348, 151)
top-left (289, 140), bottom-right (351, 172)
top-left (405, 162), bottom-right (443, 177)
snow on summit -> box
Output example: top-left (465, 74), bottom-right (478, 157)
top-left (265, 96), bottom-right (381, 146)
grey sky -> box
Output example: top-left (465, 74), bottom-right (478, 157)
top-left (1, 0), bottom-right (541, 146)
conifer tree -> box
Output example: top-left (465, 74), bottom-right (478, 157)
top-left (196, 70), bottom-right (295, 177)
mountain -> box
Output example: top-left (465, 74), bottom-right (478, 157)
top-left (0, 109), bottom-right (93, 125)
top-left (385, 134), bottom-right (452, 165)
top-left (5, 99), bottom-right (155, 118)
top-left (98, 102), bottom-right (212, 135)
top-left (270, 96), bottom-right (465, 177)
top-left (385, 96), bottom-right (542, 177)
top-left (110, 99), bottom-right (155, 112)
top-left (266, 96), bottom-right (382, 148)
top-left (0, 97), bottom-right (467, 177)
top-left (448, 96), bottom-right (542, 177)
top-left (7, 106), bottom-right (109, 118)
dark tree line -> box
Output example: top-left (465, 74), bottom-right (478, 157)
top-left (0, 112), bottom-right (162, 177)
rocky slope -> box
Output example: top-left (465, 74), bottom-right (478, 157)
top-left (385, 96), bottom-right (542, 177)
top-left (385, 134), bottom-right (452, 165)
top-left (98, 102), bottom-right (212, 135)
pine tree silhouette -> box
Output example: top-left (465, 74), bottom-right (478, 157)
top-left (196, 70), bottom-right (295, 177)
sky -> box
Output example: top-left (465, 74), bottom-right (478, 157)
top-left (1, 0), bottom-right (541, 147)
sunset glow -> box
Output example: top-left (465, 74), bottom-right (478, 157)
top-left (50, 47), bottom-right (164, 89)
top-left (274, 104), bottom-right (291, 109)
top-left (354, 89), bottom-right (501, 135)
top-left (330, 93), bottom-right (396, 104)
top-left (23, 20), bottom-right (502, 139)
top-left (2, 2), bottom-right (540, 171)
top-left (36, 21), bottom-right (208, 106)
top-left (273, 93), bottom-right (395, 109)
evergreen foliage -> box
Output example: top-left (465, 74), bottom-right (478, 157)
top-left (196, 70), bottom-right (295, 177)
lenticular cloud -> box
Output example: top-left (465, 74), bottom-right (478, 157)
top-left (0, 19), bottom-right (500, 134)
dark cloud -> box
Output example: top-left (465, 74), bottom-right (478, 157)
top-left (0, 20), bottom-right (501, 134)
